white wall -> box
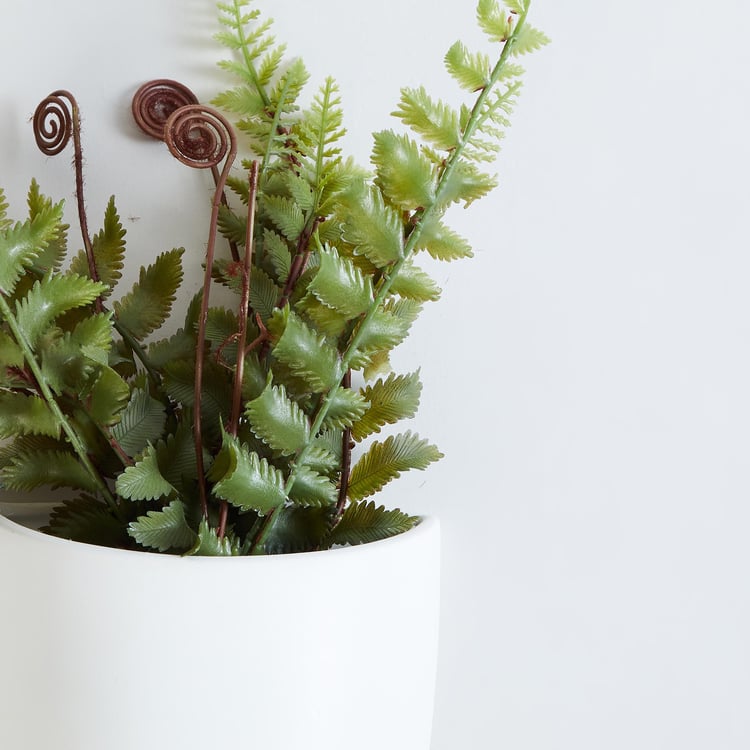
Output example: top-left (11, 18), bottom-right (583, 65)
top-left (2, 1), bottom-right (749, 748)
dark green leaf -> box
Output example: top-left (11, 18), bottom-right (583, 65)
top-left (324, 500), bottom-right (419, 547)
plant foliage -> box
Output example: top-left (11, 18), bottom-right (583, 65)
top-left (0, 0), bottom-right (545, 554)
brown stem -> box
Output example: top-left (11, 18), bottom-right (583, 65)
top-left (277, 217), bottom-right (323, 309)
top-left (219, 161), bottom-right (260, 539)
top-left (163, 104), bottom-right (238, 520)
top-left (33, 91), bottom-right (102, 312)
top-left (334, 369), bottom-right (353, 522)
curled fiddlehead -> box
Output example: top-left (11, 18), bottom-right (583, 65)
top-left (164, 104), bottom-right (238, 520)
top-left (33, 91), bottom-right (101, 309)
top-left (131, 79), bottom-right (199, 141)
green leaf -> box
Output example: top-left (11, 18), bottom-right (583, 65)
top-left (0, 448), bottom-right (98, 493)
top-left (14, 274), bottom-right (108, 348)
top-left (389, 259), bottom-right (441, 302)
top-left (288, 464), bottom-right (337, 507)
top-left (372, 130), bottom-right (436, 211)
top-left (264, 228), bottom-right (292, 283)
top-left (26, 180), bottom-right (68, 274)
top-left (270, 308), bottom-right (341, 393)
top-left (69, 196), bottom-right (125, 296)
top-left (322, 386), bottom-right (369, 431)
top-left (249, 264), bottom-right (281, 320)
top-left (260, 505), bottom-right (334, 554)
top-left (417, 215), bottom-right (474, 261)
top-left (43, 495), bottom-right (129, 547)
top-left (209, 432), bottom-right (287, 515)
top-left (348, 431), bottom-right (443, 501)
top-left (0, 188), bottom-right (9, 231)
top-left (113, 248), bottom-right (184, 340)
top-left (245, 380), bottom-right (311, 455)
top-left (352, 371), bottom-right (422, 441)
top-left (111, 388), bottom-right (167, 457)
top-left (263, 194), bottom-right (305, 242)
top-left (188, 519), bottom-right (240, 556)
top-left (116, 443), bottom-right (177, 501)
top-left (476, 0), bottom-right (513, 43)
top-left (0, 392), bottom-right (59, 438)
top-left (307, 245), bottom-right (374, 318)
top-left (128, 500), bottom-right (197, 553)
top-left (349, 299), bottom-right (421, 369)
top-left (438, 161), bottom-right (497, 207)
top-left (340, 185), bottom-right (404, 268)
top-left (444, 41), bottom-right (492, 91)
top-left (512, 23), bottom-right (550, 56)
top-left (88, 366), bottom-right (131, 427)
top-left (154, 419), bottom-right (199, 494)
top-left (0, 199), bottom-right (64, 294)
top-left (392, 87), bottom-right (462, 152)
top-left (324, 500), bottom-right (419, 547)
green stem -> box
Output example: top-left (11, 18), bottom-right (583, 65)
top-left (0, 293), bottom-right (119, 511)
top-left (230, 0), bottom-right (271, 109)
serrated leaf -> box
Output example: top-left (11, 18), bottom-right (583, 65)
top-left (0, 199), bottom-right (64, 294)
top-left (389, 259), bottom-right (441, 302)
top-left (249, 264), bottom-right (281, 320)
top-left (288, 464), bottom-right (337, 507)
top-left (0, 392), bottom-right (59, 438)
top-left (417, 216), bottom-right (474, 261)
top-left (324, 500), bottom-right (419, 547)
top-left (69, 196), bottom-right (125, 296)
top-left (0, 448), bottom-right (98, 493)
top-left (392, 87), bottom-right (462, 152)
top-left (111, 388), bottom-right (167, 457)
top-left (128, 500), bottom-right (197, 553)
top-left (154, 419), bottom-right (199, 494)
top-left (26, 180), bottom-right (68, 273)
top-left (340, 185), bottom-right (404, 268)
top-left (512, 23), bottom-right (550, 56)
top-left (116, 443), bottom-right (177, 501)
top-left (349, 300), bottom-right (421, 369)
top-left (264, 228), bottom-right (292, 283)
top-left (322, 387), bottom-right (369, 431)
top-left (372, 130), bottom-right (436, 211)
top-left (438, 161), bottom-right (497, 207)
top-left (270, 308), bottom-right (341, 393)
top-left (477, 0), bottom-right (513, 43)
top-left (348, 431), bottom-right (442, 501)
top-left (147, 328), bottom-right (196, 368)
top-left (209, 431), bottom-right (287, 515)
top-left (444, 40), bottom-right (492, 91)
top-left (352, 371), bottom-right (422, 441)
top-left (113, 248), bottom-right (184, 340)
top-left (263, 194), bottom-right (305, 242)
top-left (14, 274), bottom-right (108, 347)
top-left (43, 495), bottom-right (128, 547)
top-left (307, 245), bottom-right (374, 318)
top-left (188, 519), bottom-right (240, 556)
top-left (245, 380), bottom-right (311, 455)
top-left (88, 366), bottom-right (131, 427)
top-left (259, 505), bottom-right (334, 554)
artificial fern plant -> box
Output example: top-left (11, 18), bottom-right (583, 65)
top-left (0, 0), bottom-right (546, 554)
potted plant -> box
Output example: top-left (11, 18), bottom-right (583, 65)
top-left (0, 1), bottom-right (546, 748)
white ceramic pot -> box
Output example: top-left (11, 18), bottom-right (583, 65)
top-left (0, 511), bottom-right (440, 750)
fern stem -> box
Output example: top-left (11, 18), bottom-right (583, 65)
top-left (252, 5), bottom-right (532, 552)
top-left (229, 0), bottom-right (271, 110)
top-left (0, 293), bottom-right (118, 511)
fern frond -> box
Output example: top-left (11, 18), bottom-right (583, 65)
top-left (260, 505), bottom-right (333, 554)
top-left (349, 299), bottom-right (422, 369)
top-left (444, 41), bottom-right (492, 92)
top-left (263, 194), bottom-right (306, 242)
top-left (43, 495), bottom-right (128, 547)
top-left (512, 23), bottom-right (551, 56)
top-left (116, 443), bottom-right (176, 502)
top-left (392, 86), bottom-right (462, 152)
top-left (417, 216), bottom-right (473, 261)
top-left (476, 0), bottom-right (513, 43)
top-left (110, 387), bottom-right (167, 458)
top-left (347, 431), bottom-right (442, 501)
top-left (249, 264), bottom-right (281, 320)
top-left (324, 500), bottom-right (419, 547)
top-left (372, 130), bottom-right (436, 210)
top-left (321, 386), bottom-right (369, 431)
top-left (352, 370), bottom-right (422, 442)
top-left (69, 196), bottom-right (125, 296)
top-left (26, 180), bottom-right (68, 274)
top-left (264, 228), bottom-right (292, 283)
top-left (189, 519), bottom-right (241, 556)
top-left (288, 464), bottom-right (337, 507)
top-left (389, 259), bottom-right (441, 302)
top-left (0, 392), bottom-right (59, 439)
top-left (87, 365), bottom-right (131, 427)
top-left (113, 247), bottom-right (184, 340)
top-left (245, 380), bottom-right (311, 455)
top-left (307, 245), bottom-right (374, 319)
top-left (128, 499), bottom-right (197, 553)
top-left (0, 448), bottom-right (98, 493)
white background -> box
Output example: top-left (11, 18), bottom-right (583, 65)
top-left (1, 1), bottom-right (749, 748)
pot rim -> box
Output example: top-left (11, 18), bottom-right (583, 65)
top-left (0, 505), bottom-right (437, 563)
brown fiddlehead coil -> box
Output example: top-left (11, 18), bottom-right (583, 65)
top-left (131, 79), bottom-right (199, 141)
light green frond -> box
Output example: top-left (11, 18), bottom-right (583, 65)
top-left (389, 259), bottom-right (441, 302)
top-left (26, 181), bottom-right (68, 273)
top-left (349, 299), bottom-right (421, 370)
top-left (308, 245), bottom-right (374, 319)
top-left (512, 23), bottom-right (551, 56)
top-left (263, 194), bottom-right (306, 242)
top-left (444, 41), bottom-right (492, 92)
top-left (188, 519), bottom-right (241, 556)
top-left (392, 86), bottom-right (462, 152)
top-left (87, 366), bottom-right (131, 427)
top-left (372, 130), bottom-right (436, 210)
top-left (347, 431), bottom-right (443, 501)
top-left (321, 386), bottom-right (369, 431)
top-left (264, 228), bottom-right (292, 283)
top-left (437, 161), bottom-right (497, 208)
top-left (249, 264), bottom-right (281, 320)
top-left (417, 216), bottom-right (473, 261)
top-left (476, 0), bottom-right (513, 43)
